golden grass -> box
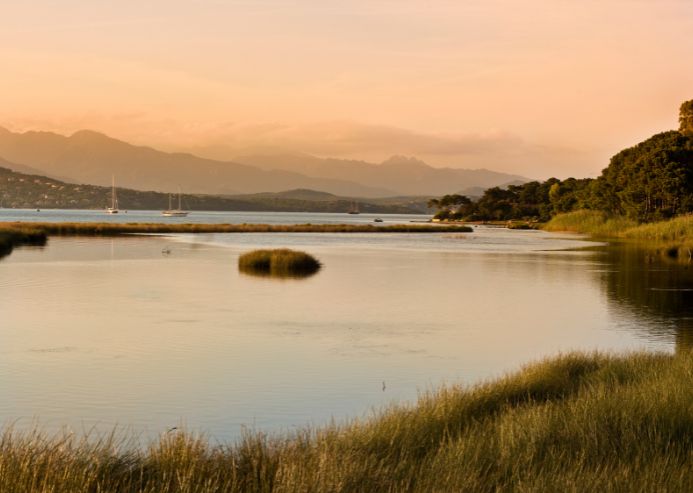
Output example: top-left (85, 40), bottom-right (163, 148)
top-left (543, 211), bottom-right (693, 260)
top-left (0, 350), bottom-right (690, 492)
top-left (0, 222), bottom-right (472, 235)
top-left (621, 214), bottom-right (693, 243)
top-left (542, 210), bottom-right (638, 237)
top-left (0, 226), bottom-right (47, 257)
top-left (238, 249), bottom-right (321, 278)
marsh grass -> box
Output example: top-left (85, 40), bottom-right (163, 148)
top-left (238, 249), bottom-right (321, 278)
top-left (542, 210), bottom-right (638, 237)
top-left (0, 222), bottom-right (472, 236)
top-left (543, 211), bottom-right (693, 262)
top-left (0, 226), bottom-right (47, 257)
top-left (622, 214), bottom-right (693, 243)
top-left (1, 350), bottom-right (691, 492)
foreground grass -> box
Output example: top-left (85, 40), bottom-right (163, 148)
top-left (239, 248), bottom-right (321, 277)
top-left (0, 221), bottom-right (471, 236)
top-left (1, 350), bottom-right (691, 492)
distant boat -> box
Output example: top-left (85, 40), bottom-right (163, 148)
top-left (374, 217), bottom-right (383, 223)
top-left (162, 189), bottom-right (188, 217)
top-left (106, 175), bottom-right (119, 214)
top-left (348, 201), bottom-right (360, 214)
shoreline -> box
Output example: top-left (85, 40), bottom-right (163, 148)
top-left (1, 349), bottom-right (689, 491)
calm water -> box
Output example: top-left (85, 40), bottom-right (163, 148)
top-left (1, 213), bottom-right (691, 441)
top-left (0, 208), bottom-right (427, 225)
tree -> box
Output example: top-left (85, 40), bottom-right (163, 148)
top-left (600, 131), bottom-right (693, 220)
top-left (680, 99), bottom-right (693, 136)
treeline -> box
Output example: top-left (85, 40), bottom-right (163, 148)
top-left (431, 100), bottom-right (693, 223)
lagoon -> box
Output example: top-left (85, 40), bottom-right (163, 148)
top-left (0, 216), bottom-right (691, 442)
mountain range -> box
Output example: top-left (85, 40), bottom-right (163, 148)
top-left (0, 126), bottom-right (527, 197)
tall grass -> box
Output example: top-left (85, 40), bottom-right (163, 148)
top-left (622, 214), bottom-right (693, 243)
top-left (0, 222), bottom-right (472, 236)
top-left (1, 350), bottom-right (690, 492)
top-left (543, 211), bottom-right (692, 261)
top-left (542, 210), bottom-right (638, 237)
top-left (0, 226), bottom-right (47, 257)
top-left (238, 249), bottom-right (321, 278)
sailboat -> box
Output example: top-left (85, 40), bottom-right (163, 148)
top-left (162, 188), bottom-right (189, 217)
top-left (347, 201), bottom-right (360, 214)
top-left (106, 175), bottom-right (119, 214)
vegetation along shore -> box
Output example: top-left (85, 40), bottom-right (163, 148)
top-left (0, 350), bottom-right (690, 492)
top-left (428, 100), bottom-right (692, 228)
top-left (0, 222), bottom-right (471, 259)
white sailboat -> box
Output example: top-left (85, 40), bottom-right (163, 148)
top-left (106, 175), bottom-right (119, 214)
top-left (347, 201), bottom-right (360, 214)
top-left (162, 188), bottom-right (188, 217)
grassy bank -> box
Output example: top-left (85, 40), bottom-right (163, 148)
top-left (542, 210), bottom-right (639, 237)
top-left (543, 210), bottom-right (692, 253)
top-left (0, 222), bottom-right (472, 236)
top-left (1, 350), bottom-right (690, 492)
top-left (239, 248), bottom-right (321, 277)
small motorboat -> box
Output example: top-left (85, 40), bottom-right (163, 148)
top-left (374, 218), bottom-right (383, 223)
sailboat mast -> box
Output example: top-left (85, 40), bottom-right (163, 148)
top-left (111, 175), bottom-right (117, 209)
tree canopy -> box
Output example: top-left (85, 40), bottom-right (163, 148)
top-left (680, 99), bottom-right (693, 136)
top-left (429, 100), bottom-right (693, 223)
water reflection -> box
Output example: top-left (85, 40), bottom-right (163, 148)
top-left (1, 231), bottom-right (691, 440)
top-left (597, 244), bottom-right (693, 352)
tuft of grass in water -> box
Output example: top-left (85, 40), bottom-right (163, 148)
top-left (506, 221), bottom-right (535, 230)
top-left (0, 350), bottom-right (691, 492)
top-left (238, 248), bottom-right (321, 278)
top-left (542, 210), bottom-right (638, 237)
top-left (0, 226), bottom-right (47, 258)
top-left (0, 222), bottom-right (472, 236)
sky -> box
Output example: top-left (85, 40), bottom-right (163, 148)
top-left (0, 0), bottom-right (691, 179)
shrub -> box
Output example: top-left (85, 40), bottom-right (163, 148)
top-left (238, 249), bottom-right (321, 278)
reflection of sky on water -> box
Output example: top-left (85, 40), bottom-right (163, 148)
top-left (0, 228), bottom-right (685, 441)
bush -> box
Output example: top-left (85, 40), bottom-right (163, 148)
top-left (238, 249), bottom-right (321, 278)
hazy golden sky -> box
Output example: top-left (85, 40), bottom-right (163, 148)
top-left (1, 0), bottom-right (691, 178)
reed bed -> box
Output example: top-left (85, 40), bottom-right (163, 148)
top-left (543, 211), bottom-right (693, 261)
top-left (238, 249), bottom-right (321, 277)
top-left (621, 214), bottom-right (693, 243)
top-left (0, 222), bottom-right (472, 236)
top-left (0, 226), bottom-right (47, 257)
top-left (542, 210), bottom-right (638, 237)
top-left (0, 350), bottom-right (690, 492)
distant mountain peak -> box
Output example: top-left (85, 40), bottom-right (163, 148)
top-left (70, 129), bottom-right (110, 139)
top-left (380, 155), bottom-right (428, 168)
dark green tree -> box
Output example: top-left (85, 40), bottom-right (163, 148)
top-left (680, 99), bottom-right (693, 136)
top-left (600, 131), bottom-right (693, 220)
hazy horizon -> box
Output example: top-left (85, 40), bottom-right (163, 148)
top-left (1, 0), bottom-right (691, 179)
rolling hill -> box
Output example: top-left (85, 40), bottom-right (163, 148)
top-left (0, 165), bottom-right (429, 213)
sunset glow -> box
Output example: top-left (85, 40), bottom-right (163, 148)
top-left (1, 0), bottom-right (691, 177)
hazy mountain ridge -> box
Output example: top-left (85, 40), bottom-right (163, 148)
top-left (0, 126), bottom-right (528, 197)
top-left (0, 128), bottom-right (394, 197)
top-left (0, 165), bottom-right (429, 213)
top-left (232, 153), bottom-right (528, 195)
